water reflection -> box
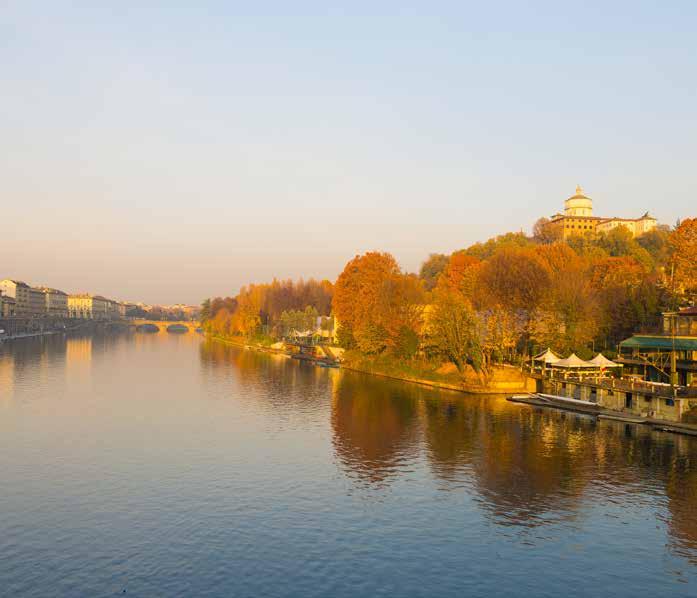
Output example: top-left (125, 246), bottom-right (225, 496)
top-left (2, 334), bottom-right (695, 594)
top-left (199, 343), bottom-right (697, 562)
top-left (0, 330), bottom-right (134, 400)
top-left (331, 372), bottom-right (420, 487)
top-left (199, 339), bottom-right (333, 424)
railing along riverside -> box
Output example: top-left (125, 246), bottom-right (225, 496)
top-left (523, 364), bottom-right (697, 399)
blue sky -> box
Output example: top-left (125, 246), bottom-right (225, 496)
top-left (2, 1), bottom-right (695, 303)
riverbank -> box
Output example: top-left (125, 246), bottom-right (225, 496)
top-left (1, 318), bottom-right (131, 342)
top-left (209, 334), bottom-right (284, 352)
top-left (0, 329), bottom-right (63, 342)
top-left (208, 334), bottom-right (527, 395)
top-left (340, 351), bottom-right (527, 394)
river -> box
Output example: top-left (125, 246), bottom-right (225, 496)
top-left (1, 331), bottom-right (696, 597)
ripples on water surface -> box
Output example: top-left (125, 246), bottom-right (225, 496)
top-left (1, 332), bottom-right (696, 597)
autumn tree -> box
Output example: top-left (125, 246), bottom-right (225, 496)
top-left (440, 253), bottom-right (482, 302)
top-left (463, 232), bottom-right (533, 260)
top-left (595, 227), bottom-right (654, 270)
top-left (532, 217), bottom-right (562, 244)
top-left (478, 246), bottom-right (551, 359)
top-left (333, 252), bottom-right (401, 351)
top-left (533, 244), bottom-right (598, 353)
top-left (670, 217), bottom-right (697, 298)
top-left (637, 226), bottom-right (671, 268)
top-left (590, 256), bottom-right (653, 345)
top-left (419, 253), bottom-right (449, 291)
top-left (427, 286), bottom-right (485, 380)
top-left (333, 252), bottom-right (425, 354)
top-left (200, 298), bottom-right (211, 323)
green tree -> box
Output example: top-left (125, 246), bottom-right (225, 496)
top-left (200, 299), bottom-right (211, 323)
top-left (419, 253), bottom-right (449, 291)
top-left (427, 288), bottom-right (485, 379)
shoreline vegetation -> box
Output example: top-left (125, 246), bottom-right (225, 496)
top-left (201, 219), bottom-right (696, 394)
top-left (207, 334), bottom-right (527, 394)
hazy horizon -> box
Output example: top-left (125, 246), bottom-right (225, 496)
top-left (3, 2), bottom-right (695, 304)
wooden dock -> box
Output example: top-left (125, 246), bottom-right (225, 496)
top-left (508, 393), bottom-right (697, 437)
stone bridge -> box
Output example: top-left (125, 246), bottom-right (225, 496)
top-left (131, 319), bottom-right (201, 333)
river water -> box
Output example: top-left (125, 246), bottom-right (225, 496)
top-left (1, 331), bottom-right (696, 597)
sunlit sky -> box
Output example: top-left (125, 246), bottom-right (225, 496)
top-left (2, 2), bottom-right (696, 304)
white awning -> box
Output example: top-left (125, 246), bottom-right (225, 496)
top-left (553, 353), bottom-right (595, 368)
top-left (589, 353), bottom-right (622, 368)
top-left (533, 348), bottom-right (561, 364)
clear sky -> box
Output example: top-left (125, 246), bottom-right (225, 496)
top-left (2, 1), bottom-right (695, 304)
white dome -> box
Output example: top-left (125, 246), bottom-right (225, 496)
top-left (564, 185), bottom-right (593, 217)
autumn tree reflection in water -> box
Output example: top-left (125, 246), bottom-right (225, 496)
top-left (199, 342), bottom-right (697, 562)
top-left (331, 372), bottom-right (421, 487)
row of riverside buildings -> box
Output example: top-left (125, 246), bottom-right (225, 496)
top-left (0, 279), bottom-right (128, 320)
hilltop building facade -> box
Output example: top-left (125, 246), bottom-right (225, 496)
top-left (544, 186), bottom-right (657, 240)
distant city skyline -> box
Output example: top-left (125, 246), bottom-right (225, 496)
top-left (3, 2), bottom-right (695, 304)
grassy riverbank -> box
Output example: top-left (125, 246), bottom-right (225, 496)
top-left (207, 333), bottom-right (527, 394)
top-left (340, 351), bottom-right (528, 394)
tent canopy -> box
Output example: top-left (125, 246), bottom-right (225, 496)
top-left (552, 353), bottom-right (595, 368)
top-left (533, 348), bottom-right (561, 364)
top-left (589, 353), bottom-right (622, 368)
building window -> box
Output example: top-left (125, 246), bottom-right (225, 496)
top-left (665, 399), bottom-right (675, 407)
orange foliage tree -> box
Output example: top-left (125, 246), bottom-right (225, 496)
top-left (478, 247), bottom-right (551, 359)
top-left (204, 278), bottom-right (334, 339)
top-left (670, 218), bottom-right (697, 298)
top-left (589, 256), bottom-right (659, 345)
top-left (533, 244), bottom-right (598, 353)
top-left (333, 252), bottom-right (425, 354)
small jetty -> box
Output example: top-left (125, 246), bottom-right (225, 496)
top-left (508, 393), bottom-right (697, 437)
top-left (284, 330), bottom-right (341, 369)
top-left (598, 413), bottom-right (646, 424)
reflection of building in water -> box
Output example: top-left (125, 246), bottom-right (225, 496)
top-left (0, 335), bottom-right (69, 397)
top-left (66, 336), bottom-right (93, 370)
top-left (0, 351), bottom-right (15, 398)
top-left (664, 441), bottom-right (697, 564)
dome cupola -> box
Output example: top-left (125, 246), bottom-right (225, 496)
top-left (564, 185), bottom-right (593, 217)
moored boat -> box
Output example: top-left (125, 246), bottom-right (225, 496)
top-left (508, 392), bottom-right (601, 415)
top-left (598, 413), bottom-right (647, 424)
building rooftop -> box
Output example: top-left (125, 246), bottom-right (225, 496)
top-left (597, 214), bottom-right (656, 224)
top-left (567, 185), bottom-right (591, 201)
top-left (1, 279), bottom-right (30, 287)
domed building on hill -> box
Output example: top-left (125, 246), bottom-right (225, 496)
top-left (544, 186), bottom-right (657, 240)
top-left (563, 186), bottom-right (594, 217)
